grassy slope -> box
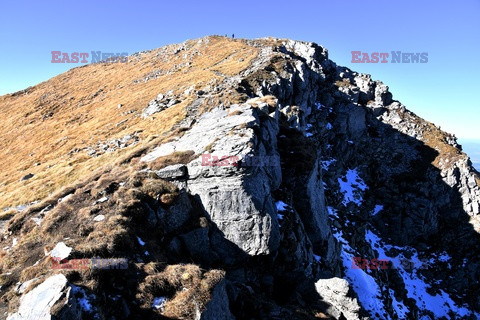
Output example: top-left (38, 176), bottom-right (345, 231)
top-left (0, 36), bottom-right (259, 209)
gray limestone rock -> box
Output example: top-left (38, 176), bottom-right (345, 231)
top-left (7, 274), bottom-right (81, 320)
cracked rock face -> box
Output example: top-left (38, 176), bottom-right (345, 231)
top-left (143, 104), bottom-right (282, 257)
top-left (139, 37), bottom-right (480, 318)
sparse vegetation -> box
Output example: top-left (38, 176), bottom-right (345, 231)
top-left (474, 173), bottom-right (480, 187)
top-left (228, 110), bottom-right (243, 116)
top-left (335, 79), bottom-right (351, 87)
top-left (421, 120), bottom-right (463, 168)
top-left (147, 150), bottom-right (196, 171)
top-left (204, 138), bottom-right (219, 153)
top-left (140, 179), bottom-right (178, 200)
top-left (0, 209), bottom-right (17, 220)
top-left (0, 36), bottom-right (260, 210)
top-left (0, 163), bottom-right (194, 314)
top-left (137, 264), bottom-right (225, 319)
top-left (246, 95), bottom-right (277, 108)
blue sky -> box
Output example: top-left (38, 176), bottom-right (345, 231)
top-left (0, 0), bottom-right (479, 139)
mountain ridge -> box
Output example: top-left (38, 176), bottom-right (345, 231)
top-left (1, 36), bottom-right (479, 320)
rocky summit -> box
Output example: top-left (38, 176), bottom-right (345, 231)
top-left (0, 36), bottom-right (479, 320)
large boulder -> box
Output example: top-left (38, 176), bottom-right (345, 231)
top-left (7, 274), bottom-right (81, 320)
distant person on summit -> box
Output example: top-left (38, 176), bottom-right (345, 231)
top-left (232, 34), bottom-right (235, 39)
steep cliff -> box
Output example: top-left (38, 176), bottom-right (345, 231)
top-left (1, 36), bottom-right (479, 319)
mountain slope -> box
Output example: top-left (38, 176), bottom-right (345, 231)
top-left (1, 36), bottom-right (479, 320)
top-left (0, 37), bottom-right (258, 210)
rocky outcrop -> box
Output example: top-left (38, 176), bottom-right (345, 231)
top-left (315, 277), bottom-right (364, 320)
top-left (142, 104), bottom-right (283, 258)
top-left (7, 274), bottom-right (81, 320)
top-left (198, 279), bottom-right (234, 320)
top-left (141, 91), bottom-right (179, 119)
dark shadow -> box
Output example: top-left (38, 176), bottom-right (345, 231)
top-left (236, 48), bottom-right (480, 316)
top-left (313, 73), bottom-right (480, 315)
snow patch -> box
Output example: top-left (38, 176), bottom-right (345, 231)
top-left (333, 230), bottom-right (388, 319)
top-left (338, 169), bottom-right (368, 206)
top-left (97, 196), bottom-right (108, 203)
top-left (438, 252), bottom-right (451, 262)
top-left (327, 206), bottom-right (338, 219)
top-left (389, 289), bottom-right (409, 318)
top-left (372, 205), bottom-right (383, 216)
top-left (71, 285), bottom-right (94, 313)
top-left (152, 296), bottom-right (168, 311)
top-left (137, 236), bottom-right (146, 246)
top-left (321, 158), bottom-right (336, 170)
top-left (276, 201), bottom-right (288, 211)
top-left (366, 229), bottom-right (478, 318)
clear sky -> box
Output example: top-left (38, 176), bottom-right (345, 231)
top-left (0, 0), bottom-right (479, 139)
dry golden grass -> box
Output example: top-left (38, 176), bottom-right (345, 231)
top-left (0, 36), bottom-right (260, 210)
top-left (392, 108), bottom-right (466, 171)
top-left (246, 95), bottom-right (277, 108)
top-left (335, 79), bottom-right (351, 87)
top-left (137, 264), bottom-right (225, 319)
top-left (0, 164), bottom-right (182, 302)
top-left (0, 209), bottom-right (16, 220)
top-left (140, 179), bottom-right (178, 200)
top-left (147, 150), bottom-right (196, 171)
top-left (228, 110), bottom-right (243, 116)
top-left (204, 138), bottom-right (219, 153)
top-left (416, 120), bottom-right (463, 169)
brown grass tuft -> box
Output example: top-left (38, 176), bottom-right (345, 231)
top-left (474, 174), bottom-right (480, 187)
top-left (335, 79), bottom-right (351, 87)
top-left (147, 150), bottom-right (196, 171)
top-left (228, 110), bottom-right (243, 116)
top-left (0, 209), bottom-right (17, 220)
top-left (140, 179), bottom-right (178, 200)
top-left (137, 264), bottom-right (225, 319)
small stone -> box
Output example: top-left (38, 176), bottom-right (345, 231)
top-left (155, 164), bottom-right (188, 180)
top-left (50, 242), bottom-right (72, 260)
top-left (167, 99), bottom-right (179, 107)
top-left (473, 202), bottom-right (480, 215)
top-left (97, 197), bottom-right (108, 203)
top-left (93, 215), bottom-right (105, 222)
top-left (20, 173), bottom-right (34, 181)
